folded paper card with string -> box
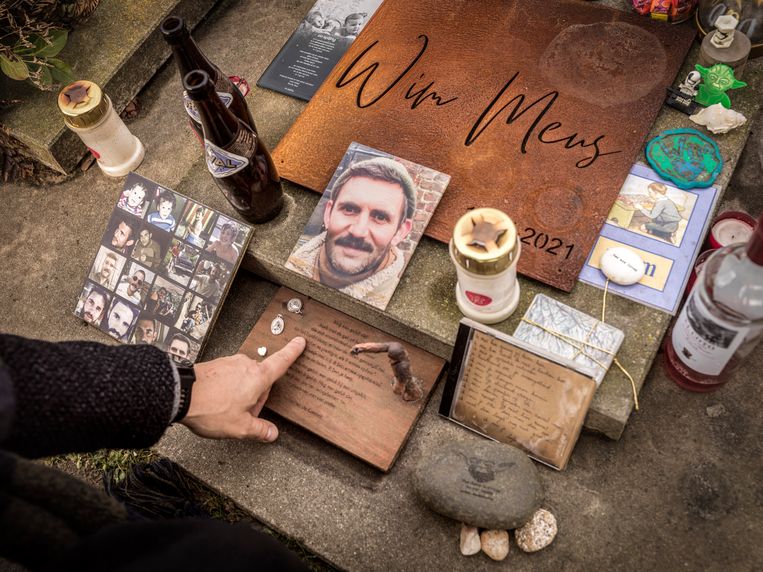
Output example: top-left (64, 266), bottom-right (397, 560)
top-left (513, 294), bottom-right (625, 388)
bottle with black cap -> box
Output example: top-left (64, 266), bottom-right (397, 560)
top-left (161, 15), bottom-right (257, 139)
top-left (184, 69), bottom-right (283, 223)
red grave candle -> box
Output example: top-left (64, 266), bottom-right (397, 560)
top-left (708, 211), bottom-right (757, 250)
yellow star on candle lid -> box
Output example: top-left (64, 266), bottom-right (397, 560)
top-left (452, 208), bottom-right (518, 275)
top-left (465, 215), bottom-right (509, 252)
top-left (58, 80), bottom-right (107, 128)
top-left (62, 82), bottom-right (91, 107)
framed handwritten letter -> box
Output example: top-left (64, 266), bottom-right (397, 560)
top-left (274, 0), bottom-right (696, 290)
top-left (439, 319), bottom-right (597, 470)
top-left (240, 287), bottom-right (446, 472)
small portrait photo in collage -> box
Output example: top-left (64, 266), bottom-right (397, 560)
top-left (102, 296), bottom-right (140, 342)
top-left (205, 214), bottom-right (250, 265)
top-left (175, 202), bottom-right (216, 249)
top-left (131, 224), bottom-right (171, 270)
top-left (74, 282), bottom-right (112, 326)
top-left (165, 331), bottom-right (200, 366)
top-left (105, 211), bottom-right (139, 256)
top-left (146, 186), bottom-right (186, 233)
top-left (74, 174), bottom-right (253, 364)
top-left (131, 313), bottom-right (169, 346)
top-left (175, 292), bottom-right (215, 341)
top-left (117, 179), bottom-right (150, 218)
top-left (190, 256), bottom-right (231, 304)
top-left (161, 239), bottom-right (201, 287)
top-left (114, 261), bottom-right (155, 306)
top-left (145, 276), bottom-right (185, 323)
top-left (89, 246), bottom-right (126, 291)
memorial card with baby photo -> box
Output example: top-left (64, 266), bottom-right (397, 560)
top-left (285, 142), bottom-right (450, 311)
top-left (257, 0), bottom-right (383, 100)
top-left (74, 172), bottom-right (253, 365)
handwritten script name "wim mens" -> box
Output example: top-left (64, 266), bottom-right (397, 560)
top-left (335, 35), bottom-right (621, 169)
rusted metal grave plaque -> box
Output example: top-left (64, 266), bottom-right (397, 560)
top-left (274, 0), bottom-right (695, 290)
top-left (240, 287), bottom-right (446, 472)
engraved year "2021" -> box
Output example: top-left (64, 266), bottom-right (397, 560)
top-left (519, 227), bottom-right (574, 259)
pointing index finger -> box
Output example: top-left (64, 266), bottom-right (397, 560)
top-left (259, 336), bottom-right (306, 382)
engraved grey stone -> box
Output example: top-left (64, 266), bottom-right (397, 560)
top-left (412, 441), bottom-right (543, 529)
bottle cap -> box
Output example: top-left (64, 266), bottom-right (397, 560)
top-left (160, 16), bottom-right (188, 43)
top-left (746, 213), bottom-right (763, 265)
top-left (58, 80), bottom-right (109, 129)
top-left (183, 70), bottom-right (214, 101)
top-left (451, 207), bottom-right (518, 275)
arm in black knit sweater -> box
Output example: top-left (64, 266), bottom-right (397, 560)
top-left (0, 334), bottom-right (175, 459)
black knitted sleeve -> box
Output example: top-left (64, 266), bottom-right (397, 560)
top-left (0, 334), bottom-right (176, 459)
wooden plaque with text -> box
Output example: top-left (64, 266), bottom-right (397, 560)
top-left (239, 287), bottom-right (446, 472)
top-left (274, 0), bottom-right (695, 290)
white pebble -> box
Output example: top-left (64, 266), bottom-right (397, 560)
top-left (459, 523), bottom-right (481, 556)
top-left (480, 529), bottom-right (509, 561)
top-left (515, 508), bottom-right (557, 552)
top-left (706, 403), bottom-right (726, 418)
top-left (600, 247), bottom-right (645, 286)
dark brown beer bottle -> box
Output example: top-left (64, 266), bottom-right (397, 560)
top-left (161, 15), bottom-right (257, 138)
top-left (183, 70), bottom-right (283, 223)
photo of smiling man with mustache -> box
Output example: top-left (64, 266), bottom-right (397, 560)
top-left (286, 146), bottom-right (449, 310)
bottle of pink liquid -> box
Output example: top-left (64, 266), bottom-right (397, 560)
top-left (664, 213), bottom-right (763, 391)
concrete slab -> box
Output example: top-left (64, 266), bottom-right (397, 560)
top-left (158, 118), bottom-right (763, 572)
top-left (158, 320), bottom-right (763, 571)
top-left (159, 111), bottom-right (763, 571)
top-left (0, 0), bottom-right (218, 174)
top-left (175, 46), bottom-right (762, 441)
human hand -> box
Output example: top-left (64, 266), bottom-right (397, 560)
top-left (181, 337), bottom-right (306, 442)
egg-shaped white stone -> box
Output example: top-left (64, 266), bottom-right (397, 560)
top-left (600, 247), bottom-right (645, 286)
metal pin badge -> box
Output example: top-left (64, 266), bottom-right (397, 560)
top-left (270, 314), bottom-right (285, 335)
top-left (257, 346), bottom-right (267, 357)
top-left (287, 298), bottom-right (303, 315)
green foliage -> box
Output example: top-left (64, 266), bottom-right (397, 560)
top-left (0, 3), bottom-right (76, 90)
top-left (47, 448), bottom-right (158, 484)
top-left (0, 54), bottom-right (28, 80)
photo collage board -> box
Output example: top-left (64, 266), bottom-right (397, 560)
top-left (74, 172), bottom-right (253, 365)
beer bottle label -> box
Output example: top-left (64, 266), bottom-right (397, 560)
top-left (671, 289), bottom-right (751, 376)
top-left (204, 140), bottom-right (249, 178)
top-left (183, 91), bottom-right (234, 123)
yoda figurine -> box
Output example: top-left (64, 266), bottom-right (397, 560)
top-left (695, 63), bottom-right (747, 109)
